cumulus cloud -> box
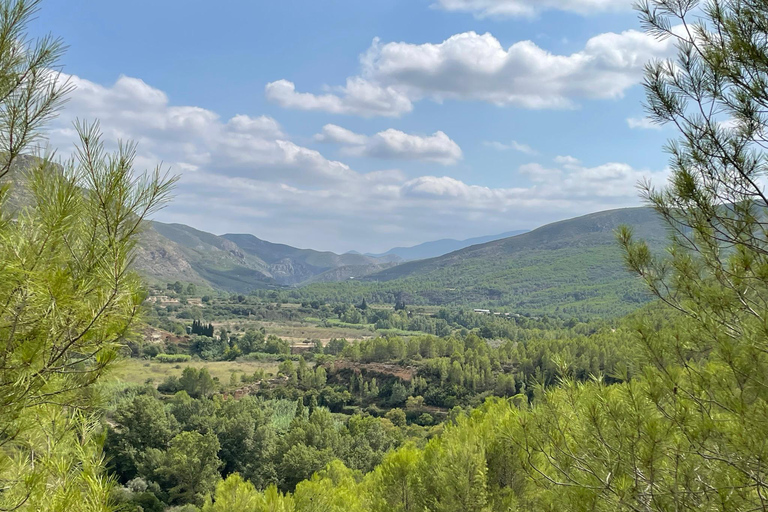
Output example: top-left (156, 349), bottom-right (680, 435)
top-left (265, 78), bottom-right (412, 118)
top-left (627, 116), bottom-right (662, 130)
top-left (484, 140), bottom-right (537, 155)
top-left (431, 0), bottom-right (632, 18)
top-left (46, 73), bottom-right (666, 252)
top-left (315, 124), bottom-right (463, 165)
top-left (362, 30), bottom-right (674, 109)
top-left (554, 155), bottom-right (581, 166)
top-left (403, 160), bottom-right (666, 207)
top-left (51, 74), bottom-right (356, 186)
top-left (270, 28), bottom-right (675, 116)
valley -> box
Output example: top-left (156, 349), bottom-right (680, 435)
top-left (135, 206), bottom-right (667, 319)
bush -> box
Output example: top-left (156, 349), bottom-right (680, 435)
top-left (157, 376), bottom-right (181, 394)
top-left (155, 354), bottom-right (191, 363)
top-left (416, 413), bottom-right (434, 426)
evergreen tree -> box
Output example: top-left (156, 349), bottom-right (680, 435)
top-left (0, 2), bottom-right (176, 509)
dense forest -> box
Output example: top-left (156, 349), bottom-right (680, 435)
top-left (2, 0), bottom-right (768, 511)
top-left (108, 313), bottom-right (647, 510)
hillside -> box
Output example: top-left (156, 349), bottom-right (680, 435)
top-left (136, 225), bottom-right (399, 290)
top-left (297, 208), bottom-right (669, 318)
top-left (0, 157), bottom-right (399, 291)
top-left (0, 156), bottom-right (668, 315)
top-left (135, 222), bottom-right (277, 292)
top-left (221, 233), bottom-right (397, 285)
top-left (368, 229), bottom-right (529, 261)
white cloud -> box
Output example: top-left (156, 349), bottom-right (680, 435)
top-left (271, 28), bottom-right (675, 116)
top-left (314, 124), bottom-right (368, 145)
top-left (46, 73), bottom-right (667, 252)
top-left (401, 160), bottom-right (666, 205)
top-left (265, 78), bottom-right (412, 118)
top-left (484, 140), bottom-right (537, 155)
top-left (362, 30), bottom-right (674, 110)
top-left (627, 117), bottom-right (661, 130)
top-left (431, 0), bottom-right (632, 18)
top-left (315, 124), bottom-right (463, 165)
top-left (51, 74), bottom-right (356, 186)
top-left (554, 155), bottom-right (580, 166)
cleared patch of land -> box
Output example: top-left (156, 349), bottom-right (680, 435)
top-left (111, 358), bottom-right (280, 386)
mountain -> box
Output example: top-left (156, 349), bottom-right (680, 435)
top-left (220, 233), bottom-right (399, 285)
top-left (134, 224), bottom-right (400, 291)
top-left (300, 208), bottom-right (669, 318)
top-left (369, 230), bottom-right (529, 261)
top-left (135, 222), bottom-right (275, 293)
top-left (2, 156), bottom-right (669, 316)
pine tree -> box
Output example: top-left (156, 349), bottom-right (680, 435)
top-left (0, 0), bottom-right (176, 505)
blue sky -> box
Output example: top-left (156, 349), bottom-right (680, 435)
top-left (30, 0), bottom-right (676, 253)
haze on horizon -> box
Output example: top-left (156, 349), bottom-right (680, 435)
top-left (30, 0), bottom-right (672, 253)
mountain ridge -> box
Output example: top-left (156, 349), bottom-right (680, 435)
top-left (296, 207), bottom-right (668, 317)
top-left (367, 230), bottom-right (529, 261)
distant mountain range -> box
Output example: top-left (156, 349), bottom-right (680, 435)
top-left (135, 222), bottom-right (401, 292)
top-left (134, 225), bottom-right (532, 291)
top-left (3, 156), bottom-right (670, 316)
top-left (366, 230), bottom-right (529, 261)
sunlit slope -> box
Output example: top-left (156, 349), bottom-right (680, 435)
top-left (300, 207), bottom-right (668, 318)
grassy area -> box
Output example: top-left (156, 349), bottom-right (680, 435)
top-left (112, 358), bottom-right (281, 387)
top-left (241, 319), bottom-right (376, 341)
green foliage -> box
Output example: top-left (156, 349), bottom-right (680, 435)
top-left (153, 431), bottom-right (221, 505)
top-left (296, 208), bottom-right (665, 318)
top-left (0, 2), bottom-right (175, 508)
top-left (179, 367), bottom-right (216, 398)
top-left (164, 2), bottom-right (768, 509)
top-left (156, 353), bottom-right (192, 363)
top-left (202, 474), bottom-right (294, 512)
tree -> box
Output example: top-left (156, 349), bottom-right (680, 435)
top-left (105, 394), bottom-right (179, 481)
top-left (179, 367), bottom-right (216, 398)
top-left (202, 474), bottom-right (294, 512)
top-left (507, 1), bottom-right (768, 510)
top-left (0, 1), bottom-right (176, 508)
top-left (155, 431), bottom-right (222, 506)
top-left (366, 445), bottom-right (421, 512)
top-left (293, 460), bottom-right (367, 512)
top-left (616, 0), bottom-right (768, 508)
top-left (279, 443), bottom-right (335, 491)
top-left (389, 381), bottom-right (409, 406)
top-left (384, 408), bottom-right (406, 427)
top-left (417, 424), bottom-right (488, 511)
top-left (326, 338), bottom-right (348, 355)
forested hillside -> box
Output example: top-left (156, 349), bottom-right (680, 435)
top-left (138, 208), bottom-right (668, 318)
top-left (298, 207), bottom-right (668, 318)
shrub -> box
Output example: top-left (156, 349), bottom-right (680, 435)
top-left (155, 354), bottom-right (192, 363)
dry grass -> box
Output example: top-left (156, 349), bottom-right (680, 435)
top-left (224, 319), bottom-right (377, 342)
top-left (111, 358), bottom-right (280, 387)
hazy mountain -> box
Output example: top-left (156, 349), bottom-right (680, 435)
top-left (368, 230), bottom-right (529, 261)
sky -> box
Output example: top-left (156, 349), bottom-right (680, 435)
top-left (29, 0), bottom-right (677, 253)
